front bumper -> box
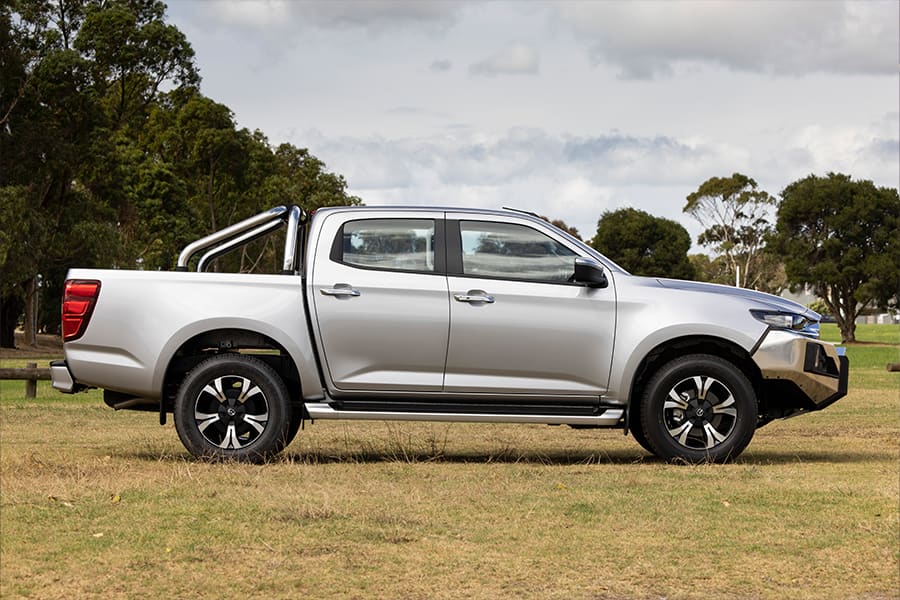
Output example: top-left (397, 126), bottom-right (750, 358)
top-left (752, 330), bottom-right (849, 411)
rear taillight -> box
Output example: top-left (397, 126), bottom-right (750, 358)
top-left (62, 280), bottom-right (101, 342)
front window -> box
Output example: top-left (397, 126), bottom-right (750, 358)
top-left (459, 221), bottom-right (576, 282)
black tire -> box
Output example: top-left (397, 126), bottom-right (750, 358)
top-left (639, 354), bottom-right (757, 464)
top-left (283, 403), bottom-right (304, 448)
top-left (174, 354), bottom-right (291, 462)
top-left (628, 416), bottom-right (655, 456)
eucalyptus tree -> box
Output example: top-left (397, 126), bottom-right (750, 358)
top-left (684, 173), bottom-right (776, 288)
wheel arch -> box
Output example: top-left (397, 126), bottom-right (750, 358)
top-left (624, 335), bottom-right (762, 435)
top-left (159, 327), bottom-right (303, 424)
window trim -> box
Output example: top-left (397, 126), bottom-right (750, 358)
top-left (330, 217), bottom-right (446, 275)
top-left (447, 219), bottom-right (585, 286)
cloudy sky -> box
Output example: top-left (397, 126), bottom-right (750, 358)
top-left (166, 0), bottom-right (899, 242)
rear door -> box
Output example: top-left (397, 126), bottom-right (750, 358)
top-left (444, 216), bottom-right (616, 398)
top-left (310, 211), bottom-right (449, 392)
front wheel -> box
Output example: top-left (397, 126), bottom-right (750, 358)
top-left (174, 354), bottom-right (291, 462)
top-left (628, 418), bottom-right (655, 456)
top-left (639, 354), bottom-right (757, 463)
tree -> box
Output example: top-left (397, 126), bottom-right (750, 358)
top-left (75, 0), bottom-right (197, 129)
top-left (773, 173), bottom-right (900, 343)
top-left (750, 250), bottom-right (788, 296)
top-left (539, 216), bottom-right (581, 240)
top-left (689, 253), bottom-right (729, 284)
top-left (589, 208), bottom-right (695, 279)
top-left (684, 173), bottom-right (776, 289)
top-left (0, 1), bottom-right (361, 345)
top-left (691, 248), bottom-right (788, 294)
top-left (1, 1), bottom-right (117, 345)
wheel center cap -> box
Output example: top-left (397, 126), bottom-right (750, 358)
top-left (695, 408), bottom-right (705, 417)
top-left (227, 407), bottom-right (236, 417)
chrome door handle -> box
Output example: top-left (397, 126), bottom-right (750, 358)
top-left (321, 287), bottom-right (360, 297)
top-left (454, 293), bottom-right (494, 304)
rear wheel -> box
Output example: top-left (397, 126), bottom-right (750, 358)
top-left (639, 354), bottom-right (757, 463)
top-left (174, 354), bottom-right (291, 462)
top-left (283, 404), bottom-right (305, 448)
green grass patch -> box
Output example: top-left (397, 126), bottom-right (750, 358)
top-left (0, 355), bottom-right (61, 367)
top-left (817, 324), bottom-right (899, 387)
top-left (819, 323), bottom-right (900, 345)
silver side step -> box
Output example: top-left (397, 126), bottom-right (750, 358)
top-left (303, 403), bottom-right (624, 426)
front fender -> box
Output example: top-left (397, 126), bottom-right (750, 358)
top-left (608, 322), bottom-right (763, 406)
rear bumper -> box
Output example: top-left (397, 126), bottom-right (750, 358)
top-left (50, 360), bottom-right (84, 393)
top-left (752, 330), bottom-right (849, 410)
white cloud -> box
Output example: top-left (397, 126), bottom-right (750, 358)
top-left (781, 121), bottom-right (900, 187)
top-left (298, 127), bottom-right (752, 237)
top-left (314, 129), bottom-right (710, 189)
top-left (207, 0), bottom-right (466, 33)
top-left (469, 42), bottom-right (540, 76)
top-left (165, 0), bottom-right (900, 243)
top-left (301, 117), bottom-right (897, 241)
top-left (553, 1), bottom-right (898, 78)
top-left (430, 59), bottom-right (452, 72)
top-left (214, 0), bottom-right (293, 29)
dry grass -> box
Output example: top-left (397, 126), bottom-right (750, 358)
top-left (1, 328), bottom-right (898, 599)
top-left (2, 386), bottom-right (897, 599)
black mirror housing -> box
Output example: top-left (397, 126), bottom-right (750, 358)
top-left (574, 257), bottom-right (608, 288)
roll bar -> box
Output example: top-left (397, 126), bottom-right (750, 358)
top-left (176, 205), bottom-right (307, 274)
top-left (281, 205), bottom-right (303, 274)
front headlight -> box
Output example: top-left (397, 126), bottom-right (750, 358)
top-left (750, 310), bottom-right (820, 338)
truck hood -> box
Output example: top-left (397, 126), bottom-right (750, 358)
top-left (654, 278), bottom-right (820, 320)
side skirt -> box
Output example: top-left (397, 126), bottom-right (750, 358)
top-left (303, 402), bottom-right (624, 426)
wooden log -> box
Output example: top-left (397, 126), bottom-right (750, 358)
top-left (0, 367), bottom-right (52, 380)
top-left (0, 364), bottom-right (51, 398)
top-left (888, 363), bottom-right (900, 372)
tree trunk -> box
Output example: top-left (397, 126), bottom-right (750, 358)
top-left (725, 251), bottom-right (739, 287)
top-left (23, 276), bottom-right (37, 347)
top-left (207, 161), bottom-right (217, 232)
top-left (823, 285), bottom-right (858, 344)
top-left (0, 293), bottom-right (25, 348)
top-left (837, 317), bottom-right (857, 344)
top-left (206, 162), bottom-right (218, 271)
top-left (835, 287), bottom-right (857, 344)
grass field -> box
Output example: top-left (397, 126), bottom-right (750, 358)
top-left (1, 326), bottom-right (897, 599)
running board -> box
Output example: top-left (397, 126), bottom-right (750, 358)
top-left (303, 403), bottom-right (625, 426)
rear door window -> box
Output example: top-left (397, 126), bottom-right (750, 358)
top-left (333, 219), bottom-right (436, 273)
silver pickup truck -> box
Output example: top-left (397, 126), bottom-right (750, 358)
top-left (51, 205), bottom-right (848, 463)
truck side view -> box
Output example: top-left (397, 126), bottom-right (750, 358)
top-left (51, 205), bottom-right (848, 463)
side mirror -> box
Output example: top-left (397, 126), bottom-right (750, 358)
top-left (574, 257), bottom-right (608, 288)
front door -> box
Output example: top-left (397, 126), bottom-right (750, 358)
top-left (444, 218), bottom-right (616, 398)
